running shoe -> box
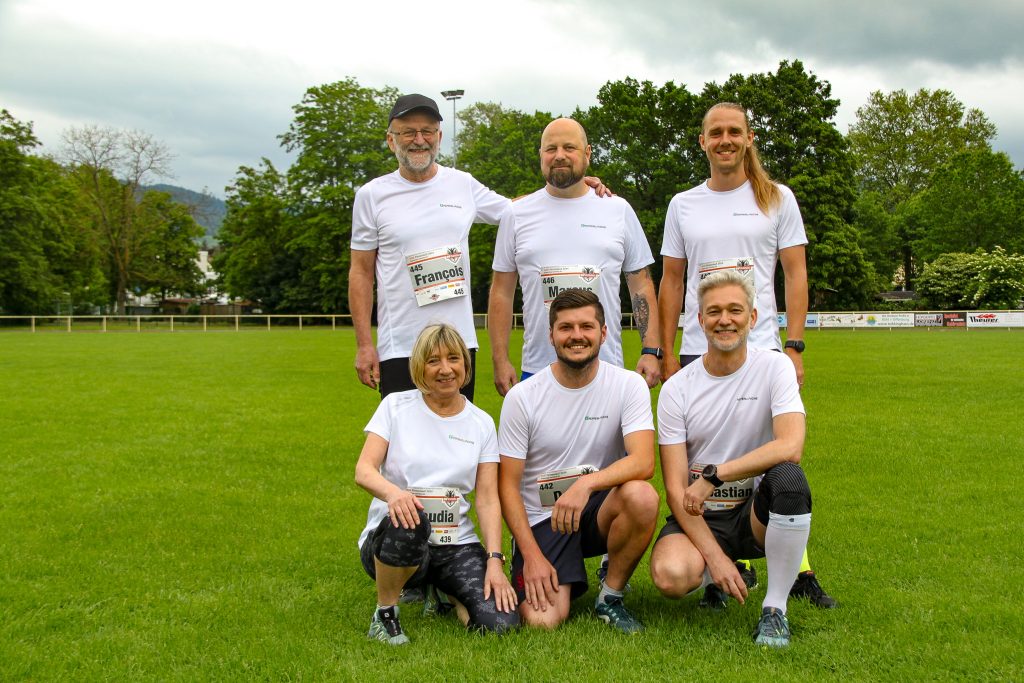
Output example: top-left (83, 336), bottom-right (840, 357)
top-left (752, 607), bottom-right (790, 648)
top-left (596, 555), bottom-right (632, 593)
top-left (367, 606), bottom-right (410, 645)
top-left (698, 582), bottom-right (728, 610)
top-left (595, 595), bottom-right (644, 634)
top-left (422, 583), bottom-right (454, 617)
top-left (790, 571), bottom-right (837, 609)
top-left (737, 561), bottom-right (758, 589)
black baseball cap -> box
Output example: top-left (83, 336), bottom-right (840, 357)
top-left (389, 94), bottom-right (443, 123)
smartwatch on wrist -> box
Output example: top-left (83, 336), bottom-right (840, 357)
top-left (701, 464), bottom-right (724, 487)
top-left (641, 346), bottom-right (664, 359)
top-left (487, 551), bottom-right (506, 565)
top-left (784, 339), bottom-right (805, 353)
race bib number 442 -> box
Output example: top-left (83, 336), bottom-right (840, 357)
top-left (406, 245), bottom-right (468, 306)
top-left (408, 486), bottom-right (461, 545)
top-left (537, 465), bottom-right (599, 507)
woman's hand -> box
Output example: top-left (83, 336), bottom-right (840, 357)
top-left (385, 489), bottom-right (423, 529)
top-left (483, 559), bottom-right (518, 613)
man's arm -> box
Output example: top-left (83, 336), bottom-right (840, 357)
top-left (488, 270), bottom-right (520, 396)
top-left (349, 248), bottom-right (379, 390)
top-left (658, 256), bottom-right (686, 380)
top-left (682, 412), bottom-right (805, 513)
top-left (779, 245), bottom-right (808, 386)
top-left (660, 441), bottom-right (748, 602)
top-left (548, 429), bottom-right (655, 535)
top-left (498, 455), bottom-right (559, 610)
top-left (625, 267), bottom-right (662, 388)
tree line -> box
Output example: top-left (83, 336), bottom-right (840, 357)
top-left (3, 60), bottom-right (1022, 315)
top-left (0, 114), bottom-right (207, 314)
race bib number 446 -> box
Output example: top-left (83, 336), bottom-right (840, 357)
top-left (406, 245), bottom-right (468, 306)
top-left (537, 465), bottom-right (599, 507)
top-left (408, 486), bottom-right (461, 545)
top-left (540, 265), bottom-right (601, 309)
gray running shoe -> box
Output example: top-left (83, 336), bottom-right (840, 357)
top-left (398, 586), bottom-right (424, 603)
top-left (595, 595), bottom-right (644, 634)
top-left (752, 607), bottom-right (790, 648)
top-left (698, 582), bottom-right (728, 610)
top-left (596, 556), bottom-right (632, 594)
top-left (368, 606), bottom-right (410, 645)
top-left (790, 571), bottom-right (837, 609)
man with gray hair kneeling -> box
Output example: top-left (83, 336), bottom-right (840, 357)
top-left (650, 270), bottom-right (813, 647)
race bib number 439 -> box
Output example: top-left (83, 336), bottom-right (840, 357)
top-left (537, 465), bottom-right (599, 507)
top-left (540, 265), bottom-right (601, 309)
top-left (406, 245), bottom-right (468, 306)
top-left (408, 486), bottom-right (461, 545)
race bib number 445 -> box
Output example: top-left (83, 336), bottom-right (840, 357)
top-left (406, 245), bottom-right (468, 306)
top-left (408, 486), bottom-right (461, 545)
top-left (537, 465), bottom-right (599, 507)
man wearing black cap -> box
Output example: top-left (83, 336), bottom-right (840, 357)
top-left (349, 94), bottom-right (506, 400)
top-left (350, 94), bottom-right (607, 400)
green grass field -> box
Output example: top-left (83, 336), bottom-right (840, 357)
top-left (1, 328), bottom-right (1021, 681)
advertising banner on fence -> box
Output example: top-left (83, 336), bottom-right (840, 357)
top-left (967, 312), bottom-right (1024, 328)
top-left (943, 312), bottom-right (966, 327)
top-left (818, 312), bottom-right (914, 328)
top-left (776, 313), bottom-right (818, 328)
top-left (915, 313), bottom-right (943, 327)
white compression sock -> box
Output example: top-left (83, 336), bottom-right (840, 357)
top-left (763, 511), bottom-right (811, 614)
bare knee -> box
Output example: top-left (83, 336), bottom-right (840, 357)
top-left (650, 544), bottom-right (704, 599)
top-left (520, 604), bottom-right (568, 630)
top-left (617, 480), bottom-right (660, 522)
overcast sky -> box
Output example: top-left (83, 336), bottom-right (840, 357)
top-left (2, 0), bottom-right (1021, 197)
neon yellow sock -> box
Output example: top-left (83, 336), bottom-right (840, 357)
top-left (737, 559), bottom-right (752, 570)
top-left (799, 549), bottom-right (812, 574)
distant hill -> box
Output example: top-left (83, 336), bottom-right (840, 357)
top-left (146, 184), bottom-right (226, 244)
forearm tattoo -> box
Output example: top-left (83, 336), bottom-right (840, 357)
top-left (632, 294), bottom-right (650, 341)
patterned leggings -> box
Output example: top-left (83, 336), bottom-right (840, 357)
top-left (360, 511), bottom-right (520, 633)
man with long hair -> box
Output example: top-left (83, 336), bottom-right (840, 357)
top-left (656, 102), bottom-right (835, 609)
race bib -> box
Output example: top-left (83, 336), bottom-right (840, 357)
top-left (537, 465), bottom-right (599, 508)
top-left (540, 265), bottom-right (601, 309)
top-left (408, 486), bottom-right (461, 545)
top-left (698, 257), bottom-right (755, 285)
top-left (406, 245), bottom-right (468, 306)
top-left (689, 462), bottom-right (754, 511)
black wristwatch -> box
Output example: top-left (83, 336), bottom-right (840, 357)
top-left (641, 346), bottom-right (664, 359)
top-left (784, 339), bottom-right (805, 353)
top-left (701, 464), bottom-right (724, 487)
top-left (487, 551), bottom-right (506, 565)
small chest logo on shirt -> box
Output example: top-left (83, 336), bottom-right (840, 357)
top-left (580, 223), bottom-right (607, 229)
top-left (733, 212), bottom-right (759, 217)
top-left (584, 415), bottom-right (610, 422)
top-left (440, 203), bottom-right (463, 209)
top-left (448, 434), bottom-right (475, 445)
top-left (736, 396), bottom-right (759, 402)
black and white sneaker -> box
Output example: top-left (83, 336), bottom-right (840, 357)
top-left (790, 571), bottom-right (837, 609)
top-left (368, 606), bottom-right (410, 645)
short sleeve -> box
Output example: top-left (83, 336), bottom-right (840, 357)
top-left (497, 386), bottom-right (531, 459)
top-left (364, 393), bottom-right (395, 441)
top-left (351, 184), bottom-right (379, 250)
top-left (656, 377), bottom-right (688, 445)
top-left (768, 355), bottom-right (805, 417)
top-left (775, 186), bottom-right (808, 250)
top-left (477, 412), bottom-right (500, 465)
top-left (471, 176), bottom-right (512, 226)
top-left (620, 372), bottom-right (655, 437)
top-left (492, 209), bottom-right (518, 273)
top-left (660, 194), bottom-right (686, 258)
top-left (621, 202), bottom-right (655, 272)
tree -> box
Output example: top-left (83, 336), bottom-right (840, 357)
top-left (135, 191), bottom-right (205, 300)
top-left (911, 149), bottom-right (1024, 261)
top-left (454, 102), bottom-right (552, 308)
top-left (916, 248), bottom-right (1024, 310)
top-left (0, 110), bottom-right (104, 314)
top-left (61, 125), bottom-right (177, 312)
top-left (279, 78), bottom-right (399, 313)
top-left (215, 160), bottom-right (299, 311)
top-left (847, 88), bottom-right (997, 286)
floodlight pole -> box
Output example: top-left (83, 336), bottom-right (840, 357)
top-left (441, 89), bottom-right (464, 169)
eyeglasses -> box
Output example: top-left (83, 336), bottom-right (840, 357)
top-left (389, 128), bottom-right (439, 142)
